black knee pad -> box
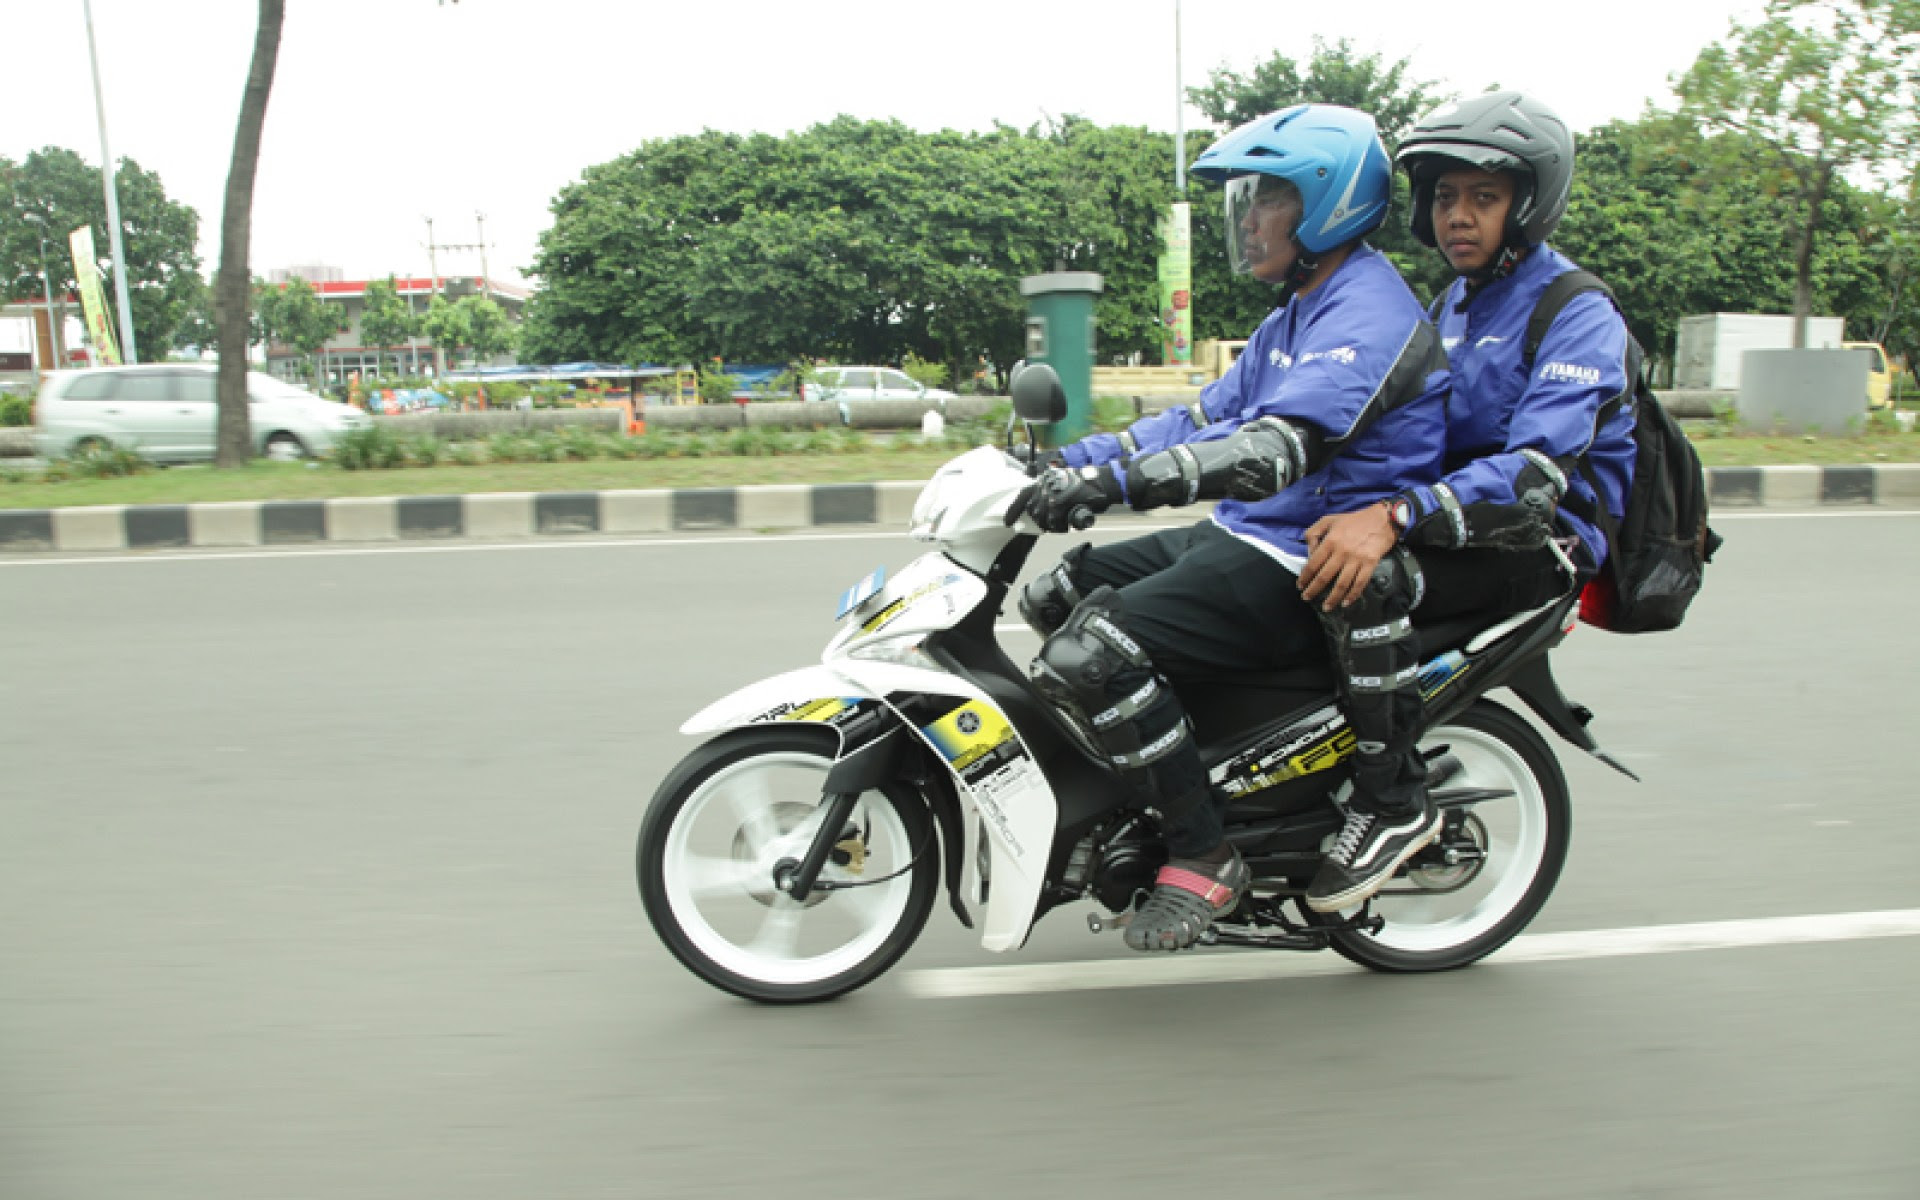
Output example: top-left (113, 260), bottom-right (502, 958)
top-left (1319, 549), bottom-right (1425, 755)
top-left (1031, 587), bottom-right (1206, 817)
top-left (1019, 543), bottom-right (1092, 636)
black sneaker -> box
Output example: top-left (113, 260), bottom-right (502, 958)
top-left (1305, 801), bottom-right (1444, 913)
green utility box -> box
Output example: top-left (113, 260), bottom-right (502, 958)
top-left (1019, 272), bottom-right (1104, 443)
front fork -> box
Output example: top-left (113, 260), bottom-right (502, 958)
top-left (777, 790), bottom-right (861, 903)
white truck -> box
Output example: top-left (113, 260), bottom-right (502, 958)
top-left (1673, 312), bottom-right (1844, 391)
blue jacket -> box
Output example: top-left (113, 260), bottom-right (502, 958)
top-left (1402, 245), bottom-right (1636, 570)
top-left (1060, 244), bottom-right (1448, 562)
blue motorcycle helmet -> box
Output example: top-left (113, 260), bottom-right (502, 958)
top-left (1190, 104), bottom-right (1393, 278)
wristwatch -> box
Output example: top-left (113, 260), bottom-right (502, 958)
top-left (1386, 495), bottom-right (1415, 538)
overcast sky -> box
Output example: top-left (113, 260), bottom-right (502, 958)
top-left (6, 0), bottom-right (1766, 288)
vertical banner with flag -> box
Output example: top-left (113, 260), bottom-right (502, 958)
top-left (68, 225), bottom-right (122, 367)
top-left (1156, 202), bottom-right (1192, 365)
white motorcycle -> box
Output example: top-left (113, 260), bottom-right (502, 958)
top-left (637, 366), bottom-right (1635, 1003)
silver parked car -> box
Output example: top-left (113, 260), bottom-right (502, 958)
top-left (31, 365), bottom-right (373, 463)
top-left (799, 365), bottom-right (957, 407)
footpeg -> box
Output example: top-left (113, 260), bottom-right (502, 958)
top-left (1087, 910), bottom-right (1135, 934)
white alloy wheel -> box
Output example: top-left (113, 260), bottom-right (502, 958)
top-left (1323, 699), bottom-right (1570, 972)
top-left (639, 729), bottom-right (937, 1003)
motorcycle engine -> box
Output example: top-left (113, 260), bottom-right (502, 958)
top-left (1065, 815), bottom-right (1168, 912)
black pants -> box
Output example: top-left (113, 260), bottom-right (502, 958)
top-left (1065, 519), bottom-right (1565, 853)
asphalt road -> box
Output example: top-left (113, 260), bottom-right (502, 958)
top-left (3, 510), bottom-right (1918, 1199)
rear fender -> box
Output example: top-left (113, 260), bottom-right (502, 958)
top-left (1504, 655), bottom-right (1640, 782)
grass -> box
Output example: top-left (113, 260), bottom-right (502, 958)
top-left (2, 421), bottom-right (1916, 510)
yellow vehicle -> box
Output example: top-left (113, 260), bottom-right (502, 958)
top-left (1844, 341), bottom-right (1892, 409)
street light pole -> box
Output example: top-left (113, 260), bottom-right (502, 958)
top-left (81, 0), bottom-right (139, 364)
top-left (1174, 0), bottom-right (1185, 196)
top-left (20, 212), bottom-right (65, 370)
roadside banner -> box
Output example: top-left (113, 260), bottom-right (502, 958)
top-left (68, 225), bottom-right (122, 367)
top-left (1157, 201), bottom-right (1192, 365)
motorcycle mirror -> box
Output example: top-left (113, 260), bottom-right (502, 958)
top-left (1010, 361), bottom-right (1067, 425)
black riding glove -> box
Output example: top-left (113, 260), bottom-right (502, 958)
top-left (1400, 484), bottom-right (1556, 551)
top-left (1010, 464), bottom-right (1126, 532)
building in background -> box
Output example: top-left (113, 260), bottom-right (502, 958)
top-left (261, 274), bottom-right (529, 386)
top-left (268, 263), bottom-right (344, 286)
top-left (0, 299), bottom-right (88, 392)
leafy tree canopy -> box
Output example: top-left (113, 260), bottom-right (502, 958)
top-left (1, 146), bottom-right (203, 358)
top-left (1674, 0), bottom-right (1920, 343)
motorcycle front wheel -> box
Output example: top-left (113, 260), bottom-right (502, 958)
top-left (638, 727), bottom-right (938, 1004)
top-left (1316, 698), bottom-right (1571, 973)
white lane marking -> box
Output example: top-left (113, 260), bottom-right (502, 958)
top-left (1, 508), bottom-right (1914, 569)
top-left (901, 908), bottom-right (1920, 999)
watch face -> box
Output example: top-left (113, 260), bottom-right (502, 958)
top-left (1391, 500), bottom-right (1414, 532)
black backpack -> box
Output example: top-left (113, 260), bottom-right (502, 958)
top-left (1521, 270), bottom-right (1722, 633)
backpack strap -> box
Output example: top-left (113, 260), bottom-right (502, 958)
top-left (1523, 270), bottom-right (1612, 372)
top-left (1426, 289), bottom-right (1448, 323)
top-left (1524, 270), bottom-right (1632, 560)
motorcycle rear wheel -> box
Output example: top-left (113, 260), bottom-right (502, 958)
top-left (638, 727), bottom-right (938, 1004)
top-left (1316, 698), bottom-right (1571, 973)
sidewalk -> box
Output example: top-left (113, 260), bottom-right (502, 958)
top-left (2, 464), bottom-right (1917, 553)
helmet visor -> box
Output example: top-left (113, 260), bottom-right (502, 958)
top-left (1223, 174), bottom-right (1300, 277)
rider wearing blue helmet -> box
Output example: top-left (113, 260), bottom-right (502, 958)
top-left (1015, 104), bottom-right (1453, 951)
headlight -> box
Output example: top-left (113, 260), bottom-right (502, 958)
top-left (847, 636), bottom-right (938, 671)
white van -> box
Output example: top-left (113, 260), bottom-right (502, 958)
top-left (32, 365), bottom-right (372, 463)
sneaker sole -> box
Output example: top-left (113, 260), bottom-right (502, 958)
top-left (1304, 811), bottom-right (1446, 914)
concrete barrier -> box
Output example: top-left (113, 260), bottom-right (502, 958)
top-left (374, 409), bottom-right (625, 437)
top-left (2, 463), bottom-right (1915, 554)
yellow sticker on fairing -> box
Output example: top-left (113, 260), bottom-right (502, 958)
top-left (921, 700), bottom-right (1014, 772)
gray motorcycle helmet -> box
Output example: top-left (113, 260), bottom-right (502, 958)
top-left (1395, 91), bottom-right (1574, 250)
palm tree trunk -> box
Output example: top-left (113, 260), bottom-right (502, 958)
top-left (213, 0), bottom-right (284, 467)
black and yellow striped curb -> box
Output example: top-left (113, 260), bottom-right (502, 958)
top-left (1, 464), bottom-right (1916, 553)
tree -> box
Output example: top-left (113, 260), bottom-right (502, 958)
top-left (455, 294), bottom-right (515, 361)
top-left (1, 147), bottom-right (202, 355)
top-left (356, 276), bottom-right (417, 374)
top-left (170, 273), bottom-right (216, 355)
top-left (1675, 0), bottom-right (1920, 346)
top-left (525, 119), bottom-right (1077, 384)
top-left (255, 276), bottom-right (340, 388)
top-left (420, 295), bottom-right (470, 368)
top-left (1188, 36), bottom-right (1446, 143)
top-left (215, 0), bottom-right (284, 467)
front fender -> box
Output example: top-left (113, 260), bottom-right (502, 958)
top-left (679, 665), bottom-right (875, 737)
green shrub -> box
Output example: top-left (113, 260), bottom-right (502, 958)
top-left (902, 352), bottom-right (950, 390)
top-left (558, 425), bottom-right (604, 461)
top-left (0, 394), bottom-right (32, 427)
top-left (1091, 394), bottom-right (1137, 433)
top-left (56, 443), bottom-right (152, 479)
top-left (446, 441), bottom-right (481, 467)
top-left (333, 424), bottom-right (407, 469)
top-left (401, 434), bottom-right (447, 467)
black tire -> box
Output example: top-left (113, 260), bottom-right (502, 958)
top-left (1316, 699), bottom-right (1571, 973)
top-left (72, 436), bottom-right (109, 455)
top-left (637, 727), bottom-right (938, 1004)
top-left (263, 432), bottom-right (308, 461)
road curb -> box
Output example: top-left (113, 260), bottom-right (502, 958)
top-left (1, 464), bottom-right (1917, 553)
